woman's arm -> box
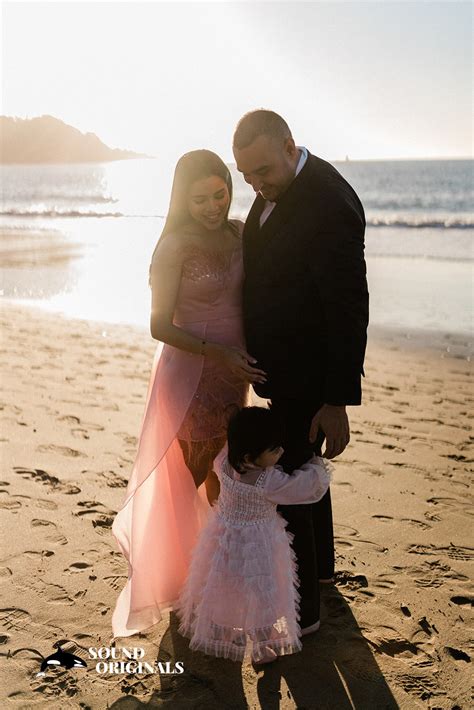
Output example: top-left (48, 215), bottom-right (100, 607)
top-left (149, 236), bottom-right (204, 352)
top-left (149, 237), bottom-right (266, 384)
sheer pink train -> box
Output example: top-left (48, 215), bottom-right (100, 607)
top-left (111, 240), bottom-right (249, 638)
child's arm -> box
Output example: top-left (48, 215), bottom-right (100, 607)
top-left (262, 456), bottom-right (333, 505)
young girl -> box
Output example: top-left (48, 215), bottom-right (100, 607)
top-left (177, 406), bottom-right (333, 665)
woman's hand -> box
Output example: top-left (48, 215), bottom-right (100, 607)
top-left (206, 344), bottom-right (267, 385)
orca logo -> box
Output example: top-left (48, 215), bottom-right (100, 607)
top-left (36, 644), bottom-right (87, 677)
top-left (10, 641), bottom-right (88, 677)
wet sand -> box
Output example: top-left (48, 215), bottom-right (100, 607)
top-left (1, 303), bottom-right (472, 709)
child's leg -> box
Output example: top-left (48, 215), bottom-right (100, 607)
top-left (252, 646), bottom-right (278, 665)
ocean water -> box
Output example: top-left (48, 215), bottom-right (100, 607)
top-left (0, 158), bottom-right (472, 335)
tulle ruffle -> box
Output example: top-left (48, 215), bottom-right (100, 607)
top-left (177, 512), bottom-right (302, 662)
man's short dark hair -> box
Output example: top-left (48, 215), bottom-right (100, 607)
top-left (233, 110), bottom-right (292, 150)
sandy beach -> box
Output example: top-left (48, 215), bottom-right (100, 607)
top-left (1, 302), bottom-right (472, 709)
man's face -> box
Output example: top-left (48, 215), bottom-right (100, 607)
top-left (233, 134), bottom-right (299, 202)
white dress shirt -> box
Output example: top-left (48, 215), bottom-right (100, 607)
top-left (259, 146), bottom-right (308, 227)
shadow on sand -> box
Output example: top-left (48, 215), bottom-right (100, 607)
top-left (109, 585), bottom-right (398, 709)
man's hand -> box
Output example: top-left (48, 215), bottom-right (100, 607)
top-left (309, 404), bottom-right (350, 459)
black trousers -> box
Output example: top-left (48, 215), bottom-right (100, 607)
top-left (269, 398), bottom-right (335, 627)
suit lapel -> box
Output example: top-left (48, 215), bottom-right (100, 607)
top-left (243, 153), bottom-right (316, 268)
top-left (258, 154), bottom-right (313, 243)
top-left (242, 193), bottom-right (265, 269)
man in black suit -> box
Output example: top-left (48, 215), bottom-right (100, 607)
top-left (233, 110), bottom-right (369, 634)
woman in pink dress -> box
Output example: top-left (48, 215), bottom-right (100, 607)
top-left (111, 150), bottom-right (266, 639)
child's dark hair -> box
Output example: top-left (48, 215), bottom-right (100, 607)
top-left (227, 407), bottom-right (284, 473)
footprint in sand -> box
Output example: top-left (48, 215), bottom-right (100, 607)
top-left (441, 453), bottom-right (472, 463)
top-left (36, 444), bottom-right (85, 458)
top-left (58, 415), bottom-right (81, 425)
top-left (407, 559), bottom-right (469, 588)
top-left (402, 518), bottom-right (432, 530)
top-left (450, 595), bottom-right (474, 607)
top-left (30, 519), bottom-right (67, 545)
top-left (334, 524), bottom-right (359, 537)
top-left (382, 443), bottom-right (406, 452)
top-left (332, 480), bottom-right (353, 490)
top-left (24, 579), bottom-right (74, 605)
top-left (424, 510), bottom-right (441, 522)
top-left (73, 589), bottom-right (88, 599)
top-left (71, 428), bottom-right (91, 440)
top-left (0, 403), bottom-right (22, 416)
top-left (0, 608), bottom-right (31, 632)
top-left (115, 432), bottom-right (139, 447)
top-left (58, 415), bottom-right (105, 441)
top-left (30, 518), bottom-right (56, 528)
top-left (334, 571), bottom-right (374, 600)
top-left (13, 467), bottom-right (81, 495)
top-left (335, 571), bottom-right (369, 589)
top-left (103, 575), bottom-right (127, 591)
top-left (35, 498), bottom-right (59, 510)
top-left (366, 626), bottom-right (433, 662)
top-left (98, 470), bottom-right (128, 489)
top-left (71, 632), bottom-right (97, 644)
top-left (65, 562), bottom-right (93, 573)
top-left (388, 672), bottom-right (441, 701)
top-left (74, 501), bottom-right (116, 530)
top-left (445, 646), bottom-right (471, 662)
top-left (347, 537), bottom-right (389, 554)
top-left (366, 466), bottom-right (384, 477)
top-left (372, 576), bottom-right (397, 594)
top-left (32, 669), bottom-right (80, 698)
top-left (407, 543), bottom-right (474, 562)
top-left (0, 493), bottom-right (22, 510)
top-left (22, 549), bottom-right (55, 559)
top-left (372, 514), bottom-right (431, 530)
top-left (426, 495), bottom-right (473, 515)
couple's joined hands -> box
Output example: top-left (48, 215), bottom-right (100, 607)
top-left (207, 343), bottom-right (267, 385)
top-left (310, 404), bottom-right (350, 459)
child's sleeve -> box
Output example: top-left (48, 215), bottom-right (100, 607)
top-left (262, 456), bottom-right (333, 505)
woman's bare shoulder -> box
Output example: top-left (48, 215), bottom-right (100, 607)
top-left (151, 229), bottom-right (197, 268)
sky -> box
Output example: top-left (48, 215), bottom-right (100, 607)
top-left (2, 1), bottom-right (472, 163)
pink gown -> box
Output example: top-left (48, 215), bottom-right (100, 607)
top-left (177, 449), bottom-right (333, 662)
top-left (111, 233), bottom-right (249, 639)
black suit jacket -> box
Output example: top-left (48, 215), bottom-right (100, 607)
top-left (242, 152), bottom-right (369, 405)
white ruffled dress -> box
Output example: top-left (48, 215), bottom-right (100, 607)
top-left (177, 450), bottom-right (332, 663)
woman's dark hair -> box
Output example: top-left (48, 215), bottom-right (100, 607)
top-left (149, 150), bottom-right (234, 283)
top-left (227, 407), bottom-right (284, 474)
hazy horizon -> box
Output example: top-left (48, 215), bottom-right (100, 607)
top-left (3, 2), bottom-right (472, 164)
top-left (1, 113), bottom-right (472, 164)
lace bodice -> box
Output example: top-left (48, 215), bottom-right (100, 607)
top-left (216, 458), bottom-right (276, 526)
top-left (174, 236), bottom-right (244, 326)
top-left (214, 451), bottom-right (333, 526)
